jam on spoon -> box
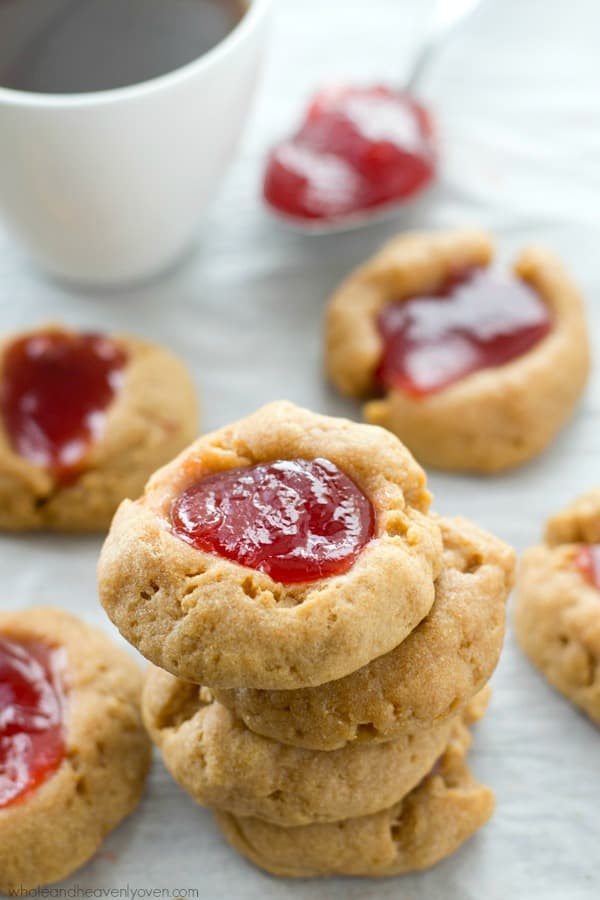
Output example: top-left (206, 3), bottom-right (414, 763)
top-left (0, 637), bottom-right (66, 809)
top-left (1, 329), bottom-right (127, 485)
top-left (574, 545), bottom-right (600, 589)
top-left (376, 267), bottom-right (553, 397)
top-left (171, 457), bottom-right (375, 584)
top-left (263, 85), bottom-right (436, 224)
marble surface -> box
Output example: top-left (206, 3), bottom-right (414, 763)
top-left (1, 0), bottom-right (599, 897)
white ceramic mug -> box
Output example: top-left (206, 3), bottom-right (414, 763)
top-left (0, 0), bottom-right (270, 286)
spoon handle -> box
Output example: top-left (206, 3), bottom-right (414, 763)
top-left (404, 0), bottom-right (484, 93)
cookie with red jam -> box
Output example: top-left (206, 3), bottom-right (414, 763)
top-left (515, 489), bottom-right (600, 724)
top-left (142, 666), bottom-right (479, 827)
top-left (213, 716), bottom-right (494, 878)
top-left (0, 608), bottom-right (151, 892)
top-left (0, 325), bottom-right (198, 531)
top-left (325, 229), bottom-right (589, 473)
top-left (214, 516), bottom-right (514, 750)
top-left (98, 402), bottom-right (444, 689)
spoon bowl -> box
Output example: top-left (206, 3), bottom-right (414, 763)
top-left (264, 181), bottom-right (437, 235)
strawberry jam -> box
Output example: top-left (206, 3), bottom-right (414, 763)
top-left (376, 267), bottom-right (553, 397)
top-left (263, 85), bottom-right (435, 222)
top-left (0, 637), bottom-right (66, 809)
top-left (574, 545), bottom-right (600, 589)
top-left (170, 457), bottom-right (375, 584)
top-left (1, 329), bottom-right (127, 484)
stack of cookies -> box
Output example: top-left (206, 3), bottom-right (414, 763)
top-left (98, 402), bottom-right (515, 879)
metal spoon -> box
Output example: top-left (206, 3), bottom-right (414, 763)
top-left (266, 0), bottom-right (484, 234)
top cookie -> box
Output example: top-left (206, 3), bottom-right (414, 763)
top-left (0, 325), bottom-right (198, 531)
top-left (325, 229), bottom-right (589, 473)
top-left (98, 401), bottom-right (443, 689)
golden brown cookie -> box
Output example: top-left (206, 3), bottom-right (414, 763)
top-left (99, 401), bottom-right (444, 689)
top-left (544, 488), bottom-right (600, 546)
top-left (214, 717), bottom-right (494, 878)
top-left (325, 229), bottom-right (589, 473)
top-left (0, 325), bottom-right (198, 531)
top-left (515, 489), bottom-right (600, 724)
top-left (142, 667), bottom-right (487, 827)
top-left (215, 515), bottom-right (514, 749)
top-left (0, 607), bottom-right (151, 892)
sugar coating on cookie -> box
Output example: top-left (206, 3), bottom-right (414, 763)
top-left (325, 229), bottom-right (589, 473)
top-left (515, 489), bottom-right (600, 724)
top-left (0, 325), bottom-right (199, 531)
top-left (142, 665), bottom-right (462, 826)
top-left (213, 717), bottom-right (495, 878)
top-left (0, 608), bottom-right (151, 892)
top-left (99, 401), bottom-right (444, 689)
top-left (214, 515), bottom-right (515, 749)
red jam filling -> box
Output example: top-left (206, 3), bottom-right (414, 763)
top-left (263, 85), bottom-right (436, 222)
top-left (1, 330), bottom-right (127, 484)
top-left (170, 457), bottom-right (375, 584)
top-left (376, 267), bottom-right (553, 397)
top-left (574, 545), bottom-right (600, 589)
top-left (0, 637), bottom-right (66, 809)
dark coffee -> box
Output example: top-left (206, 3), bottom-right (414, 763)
top-left (0, 0), bottom-right (247, 94)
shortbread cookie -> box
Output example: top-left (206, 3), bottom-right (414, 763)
top-left (0, 607), bottom-right (151, 892)
top-left (326, 229), bottom-right (589, 473)
top-left (99, 401), bottom-right (443, 689)
top-left (215, 515), bottom-right (514, 749)
top-left (214, 718), bottom-right (494, 878)
top-left (515, 489), bottom-right (600, 724)
top-left (142, 668), bottom-right (486, 826)
top-left (0, 325), bottom-right (198, 531)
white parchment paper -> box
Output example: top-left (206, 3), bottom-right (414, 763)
top-left (1, 1), bottom-right (599, 897)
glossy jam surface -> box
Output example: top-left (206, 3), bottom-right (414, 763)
top-left (0, 637), bottom-right (66, 809)
top-left (171, 457), bottom-right (375, 584)
top-left (376, 267), bottom-right (553, 397)
top-left (574, 545), bottom-right (600, 589)
top-left (1, 330), bottom-right (127, 484)
top-left (263, 85), bottom-right (436, 222)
